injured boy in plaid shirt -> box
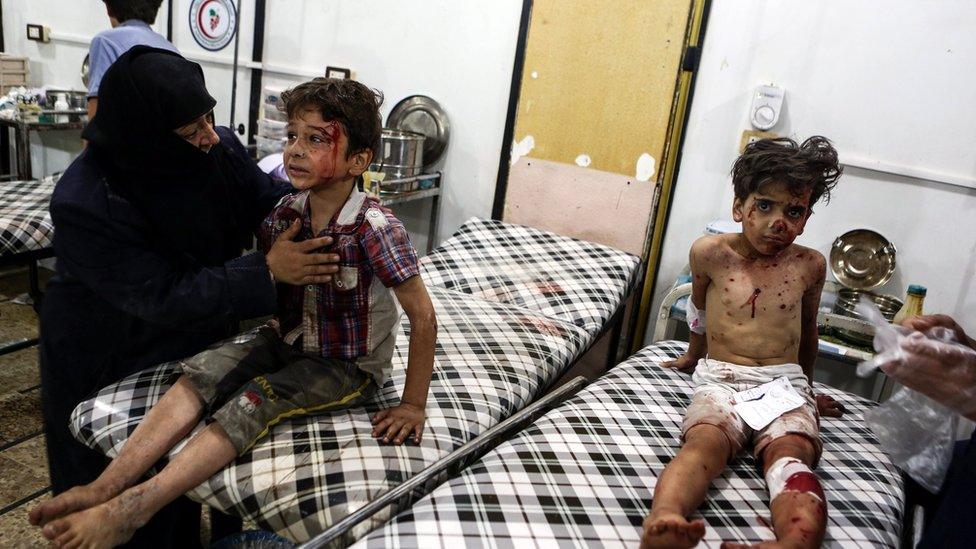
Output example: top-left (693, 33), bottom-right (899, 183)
top-left (32, 78), bottom-right (437, 547)
top-left (641, 137), bottom-right (846, 549)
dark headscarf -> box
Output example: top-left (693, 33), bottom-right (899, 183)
top-left (83, 45), bottom-right (245, 266)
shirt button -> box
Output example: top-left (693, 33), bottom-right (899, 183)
top-left (307, 285), bottom-right (314, 291)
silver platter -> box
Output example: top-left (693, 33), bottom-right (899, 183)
top-left (829, 229), bottom-right (897, 290)
top-left (387, 95), bottom-right (450, 169)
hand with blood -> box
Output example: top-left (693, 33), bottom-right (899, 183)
top-left (815, 393), bottom-right (845, 418)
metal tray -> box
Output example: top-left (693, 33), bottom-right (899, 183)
top-left (387, 95), bottom-right (450, 170)
top-left (829, 229), bottom-right (896, 290)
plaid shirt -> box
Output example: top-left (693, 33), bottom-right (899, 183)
top-left (259, 188), bottom-right (419, 362)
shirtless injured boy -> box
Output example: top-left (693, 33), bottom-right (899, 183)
top-left (641, 136), bottom-right (847, 549)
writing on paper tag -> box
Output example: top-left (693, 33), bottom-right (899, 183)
top-left (732, 376), bottom-right (806, 431)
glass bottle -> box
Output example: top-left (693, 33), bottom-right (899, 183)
top-left (893, 284), bottom-right (926, 325)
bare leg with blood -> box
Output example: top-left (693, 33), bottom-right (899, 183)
top-left (640, 424), bottom-right (730, 548)
top-left (722, 434), bottom-right (826, 549)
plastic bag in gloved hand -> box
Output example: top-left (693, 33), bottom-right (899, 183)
top-left (855, 298), bottom-right (961, 493)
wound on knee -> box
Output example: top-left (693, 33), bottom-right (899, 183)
top-left (765, 457), bottom-right (825, 505)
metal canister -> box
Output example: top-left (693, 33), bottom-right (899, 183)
top-left (369, 129), bottom-right (425, 182)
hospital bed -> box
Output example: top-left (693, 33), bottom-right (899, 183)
top-left (354, 341), bottom-right (905, 548)
top-left (70, 218), bottom-right (641, 543)
top-left (0, 175), bottom-right (56, 355)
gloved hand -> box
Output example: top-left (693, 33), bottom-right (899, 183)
top-left (876, 330), bottom-right (976, 421)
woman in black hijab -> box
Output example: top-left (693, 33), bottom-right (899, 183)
top-left (35, 46), bottom-right (338, 546)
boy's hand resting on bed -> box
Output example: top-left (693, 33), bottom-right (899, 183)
top-left (372, 402), bottom-right (426, 444)
top-left (816, 393), bottom-right (846, 418)
top-left (662, 354), bottom-right (699, 372)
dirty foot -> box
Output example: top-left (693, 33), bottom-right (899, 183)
top-left (640, 512), bottom-right (706, 548)
top-left (721, 542), bottom-right (786, 549)
top-left (42, 497), bottom-right (142, 549)
top-left (28, 483), bottom-right (115, 527)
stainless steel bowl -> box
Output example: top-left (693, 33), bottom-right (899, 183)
top-left (832, 289), bottom-right (902, 346)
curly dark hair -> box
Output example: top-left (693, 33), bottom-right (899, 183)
top-left (103, 1), bottom-right (164, 24)
top-left (279, 78), bottom-right (383, 159)
top-left (731, 136), bottom-right (842, 207)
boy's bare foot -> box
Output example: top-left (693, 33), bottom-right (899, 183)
top-left (28, 483), bottom-right (116, 527)
top-left (42, 496), bottom-right (143, 549)
top-left (720, 528), bottom-right (820, 548)
top-left (721, 542), bottom-right (784, 548)
top-left (640, 512), bottom-right (706, 548)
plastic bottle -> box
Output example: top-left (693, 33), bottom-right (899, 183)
top-left (892, 284), bottom-right (926, 325)
top-left (54, 93), bottom-right (69, 123)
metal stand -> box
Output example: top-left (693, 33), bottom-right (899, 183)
top-left (0, 117), bottom-right (86, 180)
top-left (374, 172), bottom-right (443, 253)
top-left (0, 248), bottom-right (53, 357)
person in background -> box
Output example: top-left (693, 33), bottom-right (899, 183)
top-left (87, 0), bottom-right (177, 119)
top-left (878, 314), bottom-right (976, 548)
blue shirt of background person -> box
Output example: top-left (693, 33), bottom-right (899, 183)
top-left (87, 1), bottom-right (177, 118)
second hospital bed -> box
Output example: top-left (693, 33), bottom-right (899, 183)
top-left (355, 341), bottom-right (905, 548)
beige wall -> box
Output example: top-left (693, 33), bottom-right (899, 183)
top-left (512, 0), bottom-right (692, 179)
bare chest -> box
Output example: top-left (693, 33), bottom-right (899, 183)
top-left (707, 262), bottom-right (809, 321)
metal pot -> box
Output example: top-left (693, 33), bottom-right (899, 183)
top-left (832, 289), bottom-right (902, 346)
top-left (369, 129), bottom-right (425, 180)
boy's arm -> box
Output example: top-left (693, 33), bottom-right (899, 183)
top-left (801, 254), bottom-right (845, 417)
top-left (371, 275), bottom-right (437, 444)
top-left (798, 255), bottom-right (826, 379)
top-left (663, 239), bottom-right (710, 371)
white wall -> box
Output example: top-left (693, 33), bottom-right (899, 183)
top-left (650, 0), bottom-right (976, 343)
top-left (2, 0), bottom-right (256, 176)
top-left (259, 0), bottom-right (522, 250)
top-left (3, 0), bottom-right (522, 250)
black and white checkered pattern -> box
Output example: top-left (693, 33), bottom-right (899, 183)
top-left (0, 175), bottom-right (57, 257)
top-left (357, 341), bottom-right (904, 548)
top-left (421, 218), bottom-right (640, 338)
top-left (71, 287), bottom-right (590, 542)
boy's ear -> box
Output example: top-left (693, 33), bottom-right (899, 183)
top-left (732, 197), bottom-right (744, 222)
top-left (347, 149), bottom-right (373, 177)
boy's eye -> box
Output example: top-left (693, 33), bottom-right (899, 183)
top-left (286, 132), bottom-right (297, 141)
top-left (787, 207), bottom-right (805, 218)
top-left (755, 200), bottom-right (771, 211)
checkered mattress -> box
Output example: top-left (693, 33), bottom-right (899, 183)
top-left (357, 341), bottom-right (904, 548)
top-left (421, 218), bottom-right (640, 338)
top-left (70, 287), bottom-right (590, 542)
top-left (0, 175), bottom-right (57, 257)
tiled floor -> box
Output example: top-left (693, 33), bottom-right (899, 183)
top-left (0, 266), bottom-right (49, 548)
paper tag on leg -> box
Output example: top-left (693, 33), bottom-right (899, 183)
top-left (732, 376), bottom-right (806, 430)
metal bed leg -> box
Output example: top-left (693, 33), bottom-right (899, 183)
top-left (427, 193), bottom-right (441, 254)
top-left (605, 307), bottom-right (625, 371)
top-left (28, 259), bottom-right (42, 307)
top-left (0, 337), bottom-right (39, 357)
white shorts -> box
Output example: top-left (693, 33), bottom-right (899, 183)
top-left (681, 358), bottom-right (822, 466)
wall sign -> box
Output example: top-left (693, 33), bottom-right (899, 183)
top-left (189, 0), bottom-right (238, 51)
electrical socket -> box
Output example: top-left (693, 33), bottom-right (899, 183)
top-left (325, 66), bottom-right (351, 80)
top-left (26, 24), bottom-right (51, 43)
